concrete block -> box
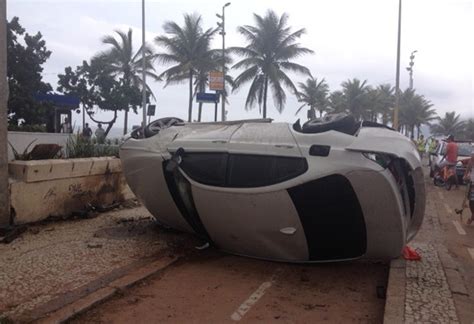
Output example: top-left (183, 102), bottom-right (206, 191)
top-left (10, 172), bottom-right (134, 224)
top-left (9, 157), bottom-right (123, 183)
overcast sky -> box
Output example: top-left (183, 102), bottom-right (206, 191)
top-left (7, 0), bottom-right (473, 133)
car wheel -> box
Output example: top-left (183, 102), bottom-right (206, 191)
top-left (144, 117), bottom-right (184, 138)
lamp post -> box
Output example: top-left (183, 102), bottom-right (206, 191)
top-left (393, 0), bottom-right (402, 130)
top-left (0, 0), bottom-right (10, 227)
top-left (141, 0), bottom-right (147, 137)
top-left (406, 50), bottom-right (417, 89)
top-left (216, 2), bottom-right (230, 121)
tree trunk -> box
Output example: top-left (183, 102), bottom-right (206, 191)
top-left (85, 107), bottom-right (117, 140)
top-left (123, 108), bottom-right (128, 135)
top-left (0, 1), bottom-right (10, 227)
top-left (188, 70), bottom-right (193, 122)
top-left (263, 76), bottom-right (268, 119)
top-left (198, 103), bottom-right (203, 122)
top-left (198, 82), bottom-right (204, 122)
top-left (104, 111), bottom-right (118, 138)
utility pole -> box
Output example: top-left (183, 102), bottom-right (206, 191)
top-left (217, 2), bottom-right (230, 121)
top-left (141, 0), bottom-right (147, 137)
top-left (393, 0), bottom-right (402, 130)
top-left (1, 0), bottom-right (11, 227)
top-left (406, 50), bottom-right (417, 90)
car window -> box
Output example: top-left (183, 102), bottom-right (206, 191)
top-left (458, 143), bottom-right (473, 156)
top-left (180, 153), bottom-right (307, 188)
top-left (179, 153), bottom-right (228, 186)
top-left (439, 143), bottom-right (473, 156)
top-left (227, 155), bottom-right (308, 188)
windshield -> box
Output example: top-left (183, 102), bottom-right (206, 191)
top-left (441, 143), bottom-right (473, 156)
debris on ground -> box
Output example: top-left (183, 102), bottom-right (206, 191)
top-left (402, 246), bottom-right (421, 261)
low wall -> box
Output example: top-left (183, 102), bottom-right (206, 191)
top-left (7, 131), bottom-right (71, 161)
top-left (9, 157), bottom-right (135, 224)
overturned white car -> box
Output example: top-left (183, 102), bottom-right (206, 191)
top-left (120, 114), bottom-right (425, 262)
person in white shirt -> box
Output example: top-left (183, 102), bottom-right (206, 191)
top-left (95, 123), bottom-right (106, 144)
top-left (60, 117), bottom-right (72, 133)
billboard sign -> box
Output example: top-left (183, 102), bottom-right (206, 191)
top-left (209, 71), bottom-right (224, 91)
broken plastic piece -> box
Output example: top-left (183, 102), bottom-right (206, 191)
top-left (402, 246), bottom-right (421, 261)
top-left (195, 242), bottom-right (210, 250)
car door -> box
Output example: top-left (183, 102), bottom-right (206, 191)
top-left (182, 123), bottom-right (310, 262)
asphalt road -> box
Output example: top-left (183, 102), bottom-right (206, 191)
top-left (71, 247), bottom-right (388, 323)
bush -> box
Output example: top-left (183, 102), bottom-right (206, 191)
top-left (66, 134), bottom-right (119, 158)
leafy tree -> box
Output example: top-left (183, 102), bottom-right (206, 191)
top-left (57, 57), bottom-right (142, 138)
top-left (295, 77), bottom-right (329, 119)
top-left (340, 78), bottom-right (371, 120)
top-left (97, 29), bottom-right (159, 134)
top-left (155, 13), bottom-right (217, 122)
top-left (230, 10), bottom-right (313, 118)
top-left (430, 111), bottom-right (465, 138)
top-left (7, 17), bottom-right (52, 125)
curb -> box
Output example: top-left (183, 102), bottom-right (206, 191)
top-left (383, 258), bottom-right (406, 324)
top-left (36, 255), bottom-right (179, 324)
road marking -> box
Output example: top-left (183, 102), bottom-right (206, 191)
top-left (438, 191), bottom-right (444, 200)
top-left (468, 248), bottom-right (474, 261)
top-left (452, 220), bottom-right (466, 235)
top-left (230, 269), bottom-right (281, 321)
top-left (444, 203), bottom-right (451, 215)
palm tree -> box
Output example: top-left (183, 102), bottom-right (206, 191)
top-left (230, 10), bottom-right (313, 118)
top-left (461, 119), bottom-right (474, 140)
top-left (295, 77), bottom-right (329, 119)
top-left (328, 90), bottom-right (346, 114)
top-left (430, 111), bottom-right (466, 138)
top-left (400, 89), bottom-right (437, 137)
top-left (97, 29), bottom-right (160, 134)
top-left (375, 84), bottom-right (395, 125)
top-left (340, 78), bottom-right (371, 120)
top-left (155, 14), bottom-right (217, 122)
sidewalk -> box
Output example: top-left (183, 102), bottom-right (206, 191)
top-left (384, 176), bottom-right (474, 323)
top-left (0, 204), bottom-right (195, 322)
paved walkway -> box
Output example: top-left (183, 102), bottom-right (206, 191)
top-left (385, 172), bottom-right (474, 324)
top-left (0, 204), bottom-right (192, 321)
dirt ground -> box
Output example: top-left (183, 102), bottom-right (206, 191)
top-left (71, 249), bottom-right (388, 323)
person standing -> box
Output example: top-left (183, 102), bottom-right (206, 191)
top-left (439, 135), bottom-right (459, 188)
top-left (428, 138), bottom-right (439, 167)
top-left (464, 150), bottom-right (474, 225)
top-left (60, 117), bottom-right (72, 133)
top-left (95, 123), bottom-right (106, 144)
top-left (416, 134), bottom-right (426, 160)
top-left (82, 123), bottom-right (92, 140)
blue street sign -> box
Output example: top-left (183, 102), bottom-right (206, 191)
top-left (196, 92), bottom-right (220, 103)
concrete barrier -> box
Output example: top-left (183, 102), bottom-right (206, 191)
top-left (9, 157), bottom-right (135, 224)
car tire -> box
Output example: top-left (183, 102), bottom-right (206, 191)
top-left (144, 117), bottom-right (184, 138)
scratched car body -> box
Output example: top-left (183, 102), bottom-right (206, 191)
top-left (120, 114), bottom-right (425, 262)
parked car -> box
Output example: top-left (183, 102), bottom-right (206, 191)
top-left (429, 140), bottom-right (473, 183)
top-left (120, 114), bottom-right (425, 263)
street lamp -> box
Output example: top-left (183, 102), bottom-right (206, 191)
top-left (406, 50), bottom-right (417, 89)
top-left (216, 2), bottom-right (231, 121)
top-left (141, 0), bottom-right (147, 137)
top-left (393, 0), bottom-right (402, 130)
